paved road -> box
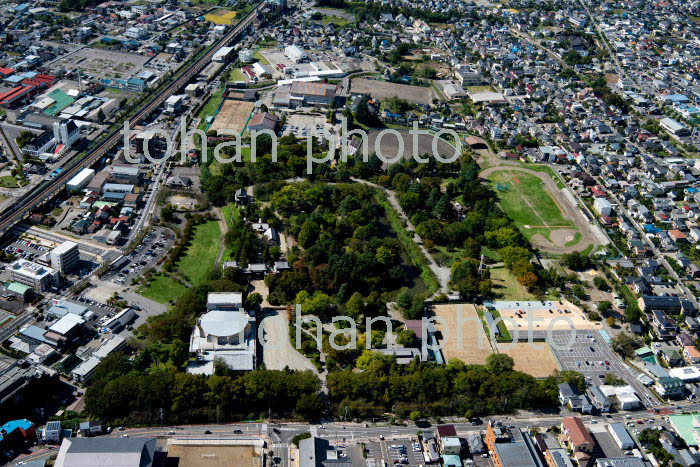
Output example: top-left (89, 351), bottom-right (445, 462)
top-left (0, 3), bottom-right (265, 237)
top-left (606, 187), bottom-right (698, 306)
top-left (510, 29), bottom-right (570, 70)
top-left (12, 408), bottom-right (696, 466)
top-left (0, 311), bottom-right (34, 344)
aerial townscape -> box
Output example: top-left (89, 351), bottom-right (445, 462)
top-left (7, 0), bottom-right (700, 466)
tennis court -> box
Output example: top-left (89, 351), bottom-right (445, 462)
top-left (209, 99), bottom-right (255, 136)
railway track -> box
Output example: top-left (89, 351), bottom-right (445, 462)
top-left (0, 3), bottom-right (264, 235)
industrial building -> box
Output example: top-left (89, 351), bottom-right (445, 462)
top-left (289, 81), bottom-right (337, 107)
top-left (299, 436), bottom-right (351, 467)
top-left (72, 356), bottom-right (101, 383)
top-left (164, 94), bottom-right (185, 114)
top-left (54, 437), bottom-right (159, 467)
top-left (48, 299), bottom-right (91, 320)
top-left (607, 423), bottom-right (634, 450)
top-left (103, 308), bottom-right (135, 333)
top-left (284, 44), bottom-right (308, 63)
top-left (72, 335), bottom-right (125, 383)
top-left (50, 241), bottom-right (80, 274)
top-left (669, 366), bottom-right (700, 383)
top-left (48, 313), bottom-right (85, 344)
top-left (599, 385), bottom-right (641, 410)
top-left (213, 46), bottom-right (235, 62)
top-left (79, 421), bottom-right (105, 437)
top-left (660, 117), bottom-right (691, 137)
top-left (66, 168), bottom-right (95, 192)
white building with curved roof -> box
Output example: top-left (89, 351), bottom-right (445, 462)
top-left (187, 293), bottom-right (255, 375)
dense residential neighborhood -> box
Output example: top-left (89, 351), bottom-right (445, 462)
top-left (5, 0), bottom-right (700, 465)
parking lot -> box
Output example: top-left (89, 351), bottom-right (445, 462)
top-left (360, 438), bottom-right (424, 467)
top-left (282, 114), bottom-right (336, 139)
top-left (102, 228), bottom-right (174, 286)
top-left (3, 235), bottom-right (99, 276)
top-left (385, 439), bottom-right (423, 465)
top-left (549, 330), bottom-right (658, 407)
top-left (550, 331), bottom-right (628, 382)
top-left (362, 441), bottom-right (383, 467)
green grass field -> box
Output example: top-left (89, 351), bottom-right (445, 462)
top-left (253, 49), bottom-right (270, 65)
top-left (197, 88), bottom-right (225, 132)
top-left (138, 274), bottom-right (189, 303)
top-left (176, 220), bottom-right (222, 285)
top-left (490, 266), bottom-right (536, 300)
top-left (229, 68), bottom-right (246, 82)
top-left (222, 204), bottom-right (241, 228)
top-left (0, 176), bottom-right (19, 188)
top-left (320, 14), bottom-right (353, 27)
top-left (488, 170), bottom-right (574, 231)
top-left (467, 85), bottom-right (496, 93)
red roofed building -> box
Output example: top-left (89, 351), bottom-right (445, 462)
top-left (0, 85), bottom-right (38, 108)
top-left (684, 345), bottom-right (700, 364)
top-left (436, 424), bottom-right (457, 440)
top-left (0, 67), bottom-right (14, 78)
top-left (23, 74), bottom-right (55, 87)
top-left (590, 185), bottom-right (606, 197)
top-left (561, 417), bottom-right (595, 453)
top-left (248, 112), bottom-right (279, 132)
top-left (466, 135), bottom-right (488, 149)
top-left (669, 229), bottom-right (687, 242)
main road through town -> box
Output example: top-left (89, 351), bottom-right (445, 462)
top-left (11, 404), bottom-right (700, 467)
top-left (0, 3), bottom-right (264, 237)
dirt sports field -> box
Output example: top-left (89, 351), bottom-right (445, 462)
top-left (432, 303), bottom-right (493, 365)
top-left (351, 78), bottom-right (434, 105)
top-left (496, 342), bottom-right (560, 378)
top-left (367, 130), bottom-right (458, 166)
top-left (492, 300), bottom-right (602, 333)
top-left (52, 48), bottom-right (150, 81)
top-left (209, 100), bottom-right (255, 136)
top-left (167, 444), bottom-right (260, 467)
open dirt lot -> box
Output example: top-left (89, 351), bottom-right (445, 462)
top-left (496, 342), bottom-right (560, 378)
top-left (367, 130), bottom-right (458, 166)
top-left (259, 309), bottom-right (318, 373)
top-left (350, 78), bottom-right (434, 105)
top-left (491, 300), bottom-right (603, 333)
top-left (52, 47), bottom-right (151, 81)
top-left (432, 303), bottom-right (494, 365)
top-left (168, 195), bottom-right (197, 211)
top-left (167, 444), bottom-right (260, 467)
top-left (210, 99), bottom-right (255, 136)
